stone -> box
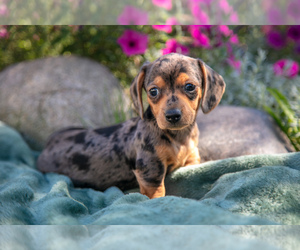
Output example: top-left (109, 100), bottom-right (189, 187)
top-left (0, 56), bottom-right (130, 150)
top-left (197, 105), bottom-right (295, 162)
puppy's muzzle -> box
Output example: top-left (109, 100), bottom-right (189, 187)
top-left (165, 109), bottom-right (182, 124)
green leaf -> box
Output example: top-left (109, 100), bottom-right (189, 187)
top-left (263, 105), bottom-right (286, 132)
top-left (266, 88), bottom-right (295, 122)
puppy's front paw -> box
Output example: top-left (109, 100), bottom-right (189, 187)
top-left (140, 184), bottom-right (166, 199)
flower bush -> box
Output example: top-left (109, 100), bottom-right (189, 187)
top-left (0, 25), bottom-right (299, 150)
top-left (117, 30), bottom-right (149, 56)
top-left (0, 0), bottom-right (299, 25)
top-left (117, 6), bottom-right (148, 25)
top-left (273, 59), bottom-right (299, 79)
top-left (152, 0), bottom-right (173, 10)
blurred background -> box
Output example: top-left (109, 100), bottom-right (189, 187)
top-left (0, 0), bottom-right (299, 25)
top-left (0, 25), bottom-right (299, 151)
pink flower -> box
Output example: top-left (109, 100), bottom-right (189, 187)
top-left (153, 25), bottom-right (172, 33)
top-left (191, 6), bottom-right (209, 24)
top-left (273, 59), bottom-right (299, 78)
top-left (287, 25), bottom-right (300, 42)
top-left (267, 8), bottom-right (284, 25)
top-left (190, 0), bottom-right (212, 4)
top-left (261, 25), bottom-right (274, 34)
top-left (166, 17), bottom-right (180, 25)
top-left (0, 4), bottom-right (8, 16)
top-left (188, 0), bottom-right (211, 24)
top-left (117, 30), bottom-right (148, 56)
top-left (199, 25), bottom-right (212, 30)
top-left (161, 39), bottom-right (189, 55)
top-left (262, 0), bottom-right (278, 11)
top-left (229, 11), bottom-right (239, 23)
top-left (226, 42), bottom-right (233, 55)
top-left (267, 31), bottom-right (286, 49)
top-left (227, 55), bottom-right (241, 73)
top-left (152, 0), bottom-right (172, 10)
top-left (152, 17), bottom-right (179, 33)
top-left (117, 6), bottom-right (148, 25)
top-left (218, 0), bottom-right (232, 14)
top-left (0, 27), bottom-right (8, 38)
top-left (219, 25), bottom-right (232, 36)
top-left (229, 34), bottom-right (239, 44)
top-left (190, 27), bottom-right (210, 48)
top-left (261, 2), bottom-right (270, 11)
top-left (203, 0), bottom-right (213, 4)
top-left (287, 1), bottom-right (300, 22)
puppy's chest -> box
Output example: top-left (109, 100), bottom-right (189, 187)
top-left (155, 139), bottom-right (196, 172)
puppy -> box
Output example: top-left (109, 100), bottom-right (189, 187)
top-left (37, 53), bottom-right (226, 199)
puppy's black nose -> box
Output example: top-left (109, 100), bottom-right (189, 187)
top-left (165, 109), bottom-right (182, 124)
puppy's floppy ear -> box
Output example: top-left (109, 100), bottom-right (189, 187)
top-left (198, 59), bottom-right (226, 114)
top-left (130, 63), bottom-right (149, 119)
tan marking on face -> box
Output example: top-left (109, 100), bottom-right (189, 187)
top-left (148, 76), bottom-right (167, 90)
top-left (175, 73), bottom-right (202, 124)
top-left (177, 90), bottom-right (199, 111)
top-left (176, 72), bottom-right (190, 86)
top-left (148, 73), bottom-right (202, 130)
top-left (167, 91), bottom-right (195, 127)
top-left (147, 94), bottom-right (168, 128)
top-left (147, 76), bottom-right (169, 128)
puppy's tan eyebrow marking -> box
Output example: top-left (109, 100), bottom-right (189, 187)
top-left (176, 72), bottom-right (190, 85)
top-left (150, 76), bottom-right (167, 89)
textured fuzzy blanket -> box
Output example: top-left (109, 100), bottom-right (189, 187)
top-left (0, 121), bottom-right (299, 249)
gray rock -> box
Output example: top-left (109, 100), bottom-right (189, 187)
top-left (197, 105), bottom-right (295, 162)
top-left (0, 56), bottom-right (130, 150)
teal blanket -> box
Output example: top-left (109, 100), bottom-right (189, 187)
top-left (0, 122), bottom-right (299, 249)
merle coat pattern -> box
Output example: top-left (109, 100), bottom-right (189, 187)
top-left (37, 53), bottom-right (226, 199)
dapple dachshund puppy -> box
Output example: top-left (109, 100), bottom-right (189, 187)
top-left (37, 53), bottom-right (226, 199)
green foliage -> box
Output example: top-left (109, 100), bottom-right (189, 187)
top-left (0, 25), bottom-right (167, 87)
top-left (217, 47), bottom-right (300, 152)
top-left (264, 88), bottom-right (300, 151)
top-left (0, 25), bottom-right (299, 150)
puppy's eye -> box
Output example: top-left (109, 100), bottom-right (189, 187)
top-left (185, 83), bottom-right (196, 92)
top-left (149, 88), bottom-right (159, 97)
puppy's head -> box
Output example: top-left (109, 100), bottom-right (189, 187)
top-left (130, 53), bottom-right (226, 130)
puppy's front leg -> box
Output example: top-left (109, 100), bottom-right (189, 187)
top-left (133, 155), bottom-right (166, 199)
top-left (185, 147), bottom-right (201, 166)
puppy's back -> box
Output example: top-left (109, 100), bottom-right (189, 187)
top-left (37, 119), bottom-right (139, 190)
